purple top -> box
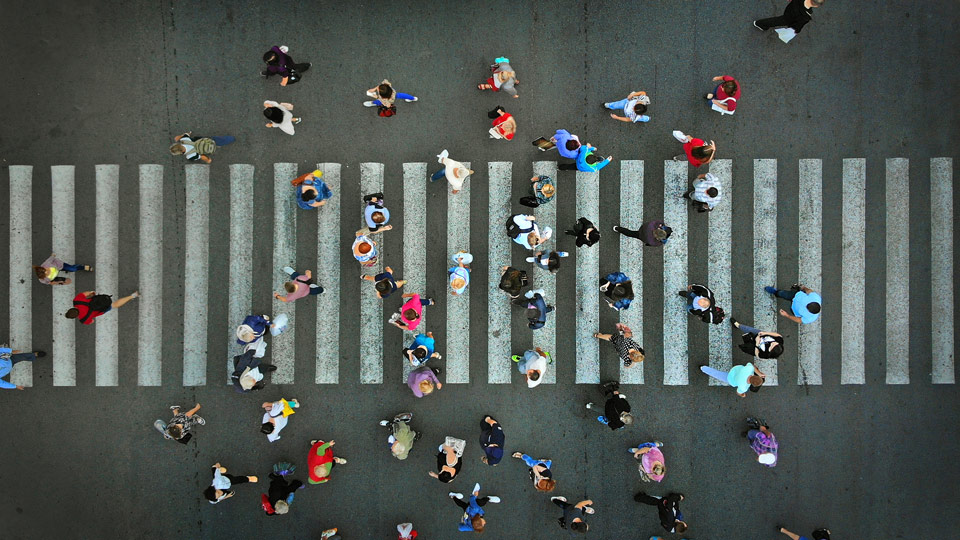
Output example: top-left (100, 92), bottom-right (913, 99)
top-left (407, 366), bottom-right (440, 397)
top-left (750, 430), bottom-right (778, 467)
top-left (641, 447), bottom-right (666, 482)
top-left (266, 46), bottom-right (294, 76)
top-left (640, 220), bottom-right (665, 246)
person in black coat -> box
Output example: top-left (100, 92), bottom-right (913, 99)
top-left (231, 350), bottom-right (277, 393)
top-left (585, 381), bottom-right (633, 430)
top-left (754, 0), bottom-right (824, 34)
top-left (634, 491), bottom-right (687, 534)
top-left (565, 217), bottom-right (600, 247)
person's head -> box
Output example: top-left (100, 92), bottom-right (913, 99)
top-left (471, 515), bottom-right (486, 532)
top-left (377, 83), bottom-right (392, 98)
top-left (620, 412), bottom-right (634, 425)
top-left (203, 486), bottom-right (220, 502)
top-left (721, 80), bottom-right (738, 95)
top-left (263, 51), bottom-right (278, 64)
top-left (526, 231), bottom-right (540, 247)
top-left (300, 188), bottom-right (316, 202)
top-left (273, 500), bottom-right (289, 515)
top-left (169, 143), bottom-right (186, 156)
top-left (371, 211), bottom-right (386, 224)
top-left (585, 153), bottom-right (601, 166)
top-left (451, 277), bottom-right (466, 291)
top-left (758, 452), bottom-right (777, 465)
top-left (807, 302), bottom-right (821, 314)
top-left (313, 465), bottom-right (327, 479)
top-left (565, 140), bottom-right (580, 152)
top-left (418, 379), bottom-right (435, 395)
top-left (412, 347), bottom-right (427, 360)
top-left (633, 102), bottom-right (648, 115)
top-left (675, 521), bottom-right (688, 534)
top-left (260, 422), bottom-right (275, 435)
top-left (166, 424), bottom-right (183, 440)
top-left (547, 252), bottom-right (561, 272)
top-left (628, 349), bottom-right (645, 365)
top-left (283, 282), bottom-right (296, 293)
top-left (570, 521), bottom-right (589, 533)
top-left (612, 283), bottom-right (627, 299)
top-left (748, 374), bottom-right (765, 387)
top-left (526, 370), bottom-right (541, 382)
top-left (64, 308), bottom-right (80, 320)
top-left (651, 462), bottom-right (666, 476)
top-left (526, 307), bottom-right (540, 320)
top-left (32, 266), bottom-right (49, 280)
top-left (587, 229), bottom-right (601, 244)
top-left (535, 477), bottom-right (556, 492)
top-left (403, 308), bottom-right (419, 321)
top-left (654, 227), bottom-right (668, 241)
top-left (706, 187), bottom-right (719, 198)
top-left (767, 343), bottom-right (784, 358)
top-left (697, 297), bottom-right (711, 309)
top-left (692, 144), bottom-right (715, 161)
top-left (375, 279), bottom-right (392, 295)
top-left (540, 182), bottom-right (555, 199)
top-left (357, 241), bottom-right (372, 255)
top-left (263, 107), bottom-right (284, 123)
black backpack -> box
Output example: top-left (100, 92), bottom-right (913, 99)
top-left (701, 305), bottom-right (725, 325)
top-left (505, 215), bottom-right (534, 239)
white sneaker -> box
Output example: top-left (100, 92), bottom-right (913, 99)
top-left (437, 149), bottom-right (449, 163)
top-left (486, 495), bottom-right (501, 503)
top-left (629, 447), bottom-right (639, 453)
top-left (525, 256), bottom-right (536, 263)
top-left (551, 496), bottom-right (567, 502)
top-left (585, 402), bottom-right (594, 409)
top-left (363, 101), bottom-right (377, 107)
top-left (379, 420), bottom-right (390, 426)
top-left (449, 492), bottom-right (463, 499)
top-left (405, 97), bottom-right (418, 102)
top-left (473, 482), bottom-right (481, 493)
top-left (279, 45), bottom-right (289, 53)
top-left (282, 266), bottom-right (295, 274)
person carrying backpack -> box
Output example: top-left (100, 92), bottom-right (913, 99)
top-left (506, 214), bottom-right (552, 250)
top-left (679, 283), bottom-right (725, 324)
top-left (65, 290), bottom-right (138, 325)
top-left (169, 132), bottom-right (235, 163)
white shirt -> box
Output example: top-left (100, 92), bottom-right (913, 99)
top-left (262, 401), bottom-right (288, 442)
top-left (442, 157), bottom-right (470, 190)
top-left (264, 100), bottom-right (295, 135)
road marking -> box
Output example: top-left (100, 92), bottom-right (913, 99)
top-left (753, 159), bottom-right (778, 386)
top-left (51, 166), bottom-right (76, 386)
top-left (360, 163), bottom-right (384, 384)
top-left (225, 164), bottom-right (254, 383)
top-left (402, 163), bottom-right (427, 383)
top-left (533, 161), bottom-right (558, 384)
top-left (707, 160), bottom-right (732, 385)
top-left (316, 163), bottom-right (342, 384)
top-left (138, 164), bottom-right (164, 386)
top-left (931, 158), bottom-right (954, 384)
top-left (95, 164), bottom-right (119, 386)
top-left (886, 158), bottom-right (910, 384)
top-left (8, 166), bottom-right (32, 387)
top-left (618, 160), bottom-right (644, 385)
top-left (798, 159), bottom-right (822, 385)
top-left (446, 163), bottom-right (471, 384)
top-left (841, 158), bottom-right (866, 384)
top-left (576, 171), bottom-right (600, 384)
top-left (487, 162), bottom-right (513, 384)
top-left (182, 164), bottom-right (209, 386)
top-left (271, 163), bottom-right (298, 385)
top-left (663, 161), bottom-right (688, 385)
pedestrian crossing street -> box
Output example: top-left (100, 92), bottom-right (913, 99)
top-left (6, 158), bottom-right (955, 387)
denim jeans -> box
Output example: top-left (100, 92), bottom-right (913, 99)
top-left (431, 168), bottom-right (446, 182)
top-left (604, 98), bottom-right (630, 111)
top-left (775, 289), bottom-right (797, 301)
top-left (737, 322), bottom-right (761, 335)
top-left (210, 136), bottom-right (235, 146)
top-left (520, 453), bottom-right (551, 469)
top-left (60, 262), bottom-right (84, 272)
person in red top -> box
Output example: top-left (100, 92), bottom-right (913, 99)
top-left (671, 131), bottom-right (716, 168)
top-left (307, 439), bottom-right (347, 484)
top-left (705, 75), bottom-right (740, 115)
top-left (65, 290), bottom-right (139, 324)
top-left (488, 106), bottom-right (516, 141)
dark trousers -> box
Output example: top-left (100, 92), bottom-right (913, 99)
top-left (614, 226), bottom-right (643, 239)
top-left (755, 13), bottom-right (797, 30)
top-left (8, 352), bottom-right (37, 365)
top-left (775, 289), bottom-right (797, 301)
top-left (558, 162), bottom-right (579, 171)
top-left (223, 473), bottom-right (250, 485)
top-left (453, 496), bottom-right (490, 510)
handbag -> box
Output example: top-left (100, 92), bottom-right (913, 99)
top-left (444, 436), bottom-right (466, 457)
top-left (775, 27), bottom-right (797, 43)
top-left (378, 105), bottom-right (397, 117)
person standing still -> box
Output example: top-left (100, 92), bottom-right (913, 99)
top-left (705, 75), bottom-right (741, 115)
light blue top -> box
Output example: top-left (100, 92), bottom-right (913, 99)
top-left (791, 291), bottom-right (822, 323)
top-left (448, 266), bottom-right (470, 294)
top-left (553, 129), bottom-right (581, 159)
top-left (364, 204), bottom-right (390, 228)
top-left (0, 348), bottom-right (16, 389)
top-left (728, 363), bottom-right (755, 393)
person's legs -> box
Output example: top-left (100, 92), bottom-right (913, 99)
top-left (558, 163), bottom-right (578, 171)
top-left (10, 352), bottom-right (37, 365)
top-left (613, 226), bottom-right (643, 239)
top-left (211, 136), bottom-right (236, 146)
top-left (111, 292), bottom-right (139, 309)
top-left (633, 491), bottom-right (662, 506)
top-left (700, 365), bottom-right (730, 384)
top-left (737, 323), bottom-right (761, 335)
top-left (604, 98), bottom-right (629, 110)
top-left (520, 454), bottom-right (540, 468)
top-left (452, 497), bottom-right (469, 510)
top-left (596, 415), bottom-right (610, 425)
top-left (775, 289), bottom-right (797, 301)
top-left (224, 473), bottom-right (249, 485)
top-left (430, 168), bottom-right (446, 182)
top-left (747, 429), bottom-right (761, 442)
top-left (293, 62), bottom-right (311, 72)
top-left (288, 270), bottom-right (302, 280)
top-left (309, 285), bottom-right (323, 295)
top-left (475, 496), bottom-right (490, 506)
top-left (395, 92), bottom-right (417, 101)
top-left (61, 262), bottom-right (84, 272)
top-left (755, 14), bottom-right (791, 30)
top-left (552, 499), bottom-right (571, 509)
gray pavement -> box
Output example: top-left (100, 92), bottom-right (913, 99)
top-left (1, 1), bottom-right (959, 539)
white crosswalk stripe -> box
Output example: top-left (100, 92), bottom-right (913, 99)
top-left (4, 159), bottom-right (954, 388)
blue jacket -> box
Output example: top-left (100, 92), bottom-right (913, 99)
top-left (576, 145), bottom-right (612, 172)
top-left (457, 495), bottom-right (485, 531)
top-left (553, 129), bottom-right (581, 159)
top-left (602, 272), bottom-right (634, 311)
top-left (526, 293), bottom-right (553, 329)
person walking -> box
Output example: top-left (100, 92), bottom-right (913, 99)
top-left (364, 79), bottom-right (418, 116)
top-left (352, 234), bottom-right (379, 267)
top-left (519, 175), bottom-right (556, 208)
top-left (231, 349), bottom-right (278, 393)
top-left (585, 381), bottom-right (633, 430)
top-left (263, 100), bottom-right (300, 135)
top-left (565, 217), bottom-right (601, 248)
top-left (613, 219), bottom-right (672, 247)
top-left (604, 90), bottom-right (651, 123)
top-left (730, 316), bottom-right (785, 359)
top-left (402, 332), bottom-right (441, 368)
top-left (0, 347), bottom-right (46, 390)
top-left (754, 0), bottom-right (825, 41)
top-left (169, 132), bottom-right (235, 163)
top-left (291, 170), bottom-right (333, 210)
top-left (379, 412), bottom-right (420, 460)
top-left (512, 347), bottom-right (551, 388)
top-left (705, 75), bottom-right (741, 115)
top-left (514, 288), bottom-right (554, 330)
top-left (274, 266), bottom-right (323, 303)
top-left (634, 492), bottom-right (687, 534)
top-left (407, 365), bottom-right (443, 398)
top-left (154, 403), bottom-right (205, 444)
top-left (764, 283), bottom-right (822, 324)
top-left (683, 172), bottom-right (722, 213)
top-left (743, 417), bottom-right (778, 467)
top-left (551, 129), bottom-right (582, 160)
top-left (498, 266), bottom-right (529, 298)
top-left (203, 462), bottom-right (258, 504)
top-left (526, 250), bottom-right (570, 273)
top-left (65, 290), bottom-right (138, 325)
top-left (558, 143), bottom-right (612, 172)
top-left (511, 452), bottom-right (556, 492)
top-left (261, 462), bottom-right (304, 515)
top-left (362, 266), bottom-right (406, 299)
top-left (235, 313), bottom-right (275, 355)
top-left (33, 253), bottom-right (92, 286)
top-left (551, 496), bottom-right (594, 534)
top-left (477, 56), bottom-right (519, 98)
top-left (450, 483), bottom-right (501, 533)
top-left (360, 192), bottom-right (393, 234)
top-left (699, 362), bottom-right (766, 397)
top-left (630, 441), bottom-right (666, 483)
top-left (389, 293), bottom-right (435, 331)
top-left (397, 523), bottom-right (418, 540)
top-left (448, 252), bottom-right (473, 296)
top-left (307, 439), bottom-right (347, 484)
top-left (599, 271), bottom-right (634, 311)
top-left (680, 283), bottom-right (725, 324)
top-left (777, 525), bottom-right (832, 540)
top-left (593, 323), bottom-right (644, 368)
top-left (488, 106), bottom-right (517, 140)
top-left (429, 437), bottom-right (465, 483)
top-left (431, 150), bottom-right (473, 194)
top-left (261, 45), bottom-right (310, 86)
top-left (261, 398), bottom-right (300, 443)
top-left (479, 415), bottom-right (505, 465)
top-left (672, 131), bottom-right (716, 167)
top-left (506, 213), bottom-right (552, 250)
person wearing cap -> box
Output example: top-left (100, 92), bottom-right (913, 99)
top-left (612, 219), bottom-right (672, 247)
top-left (352, 233), bottom-right (379, 267)
top-left (359, 192), bottom-right (393, 235)
top-left (744, 417), bottom-right (778, 467)
top-left (448, 252), bottom-right (473, 296)
top-left (585, 381), bottom-right (633, 430)
top-left (33, 252), bottom-right (92, 286)
top-left (0, 347), bottom-right (46, 390)
top-left (291, 170), bottom-right (333, 210)
top-left (479, 415), bottom-right (505, 466)
top-left (431, 150), bottom-right (473, 194)
top-left (511, 347), bottom-right (551, 388)
top-left (519, 175), bottom-right (556, 208)
top-left (203, 462), bottom-right (258, 504)
top-left (565, 217), bottom-right (601, 248)
top-left (630, 441), bottom-right (666, 483)
top-left (261, 398), bottom-right (300, 443)
top-left (634, 492), bottom-right (687, 534)
top-left (604, 90), bottom-right (651, 123)
top-left (513, 288), bottom-right (554, 330)
top-left (593, 323), bottom-right (644, 368)
top-left (551, 496), bottom-right (594, 534)
top-left (449, 482), bottom-right (501, 533)
top-left (362, 266), bottom-right (406, 299)
top-left (511, 452), bottom-right (556, 492)
top-left (699, 362), bottom-right (766, 397)
top-left (307, 439), bottom-right (347, 484)
top-left (599, 272), bottom-right (634, 311)
top-left (765, 283), bottom-right (822, 324)
top-left (402, 332), bottom-right (441, 368)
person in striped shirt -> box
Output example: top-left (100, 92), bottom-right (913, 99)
top-left (683, 173), bottom-right (722, 212)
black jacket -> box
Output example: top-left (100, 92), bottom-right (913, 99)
top-left (231, 350), bottom-right (263, 393)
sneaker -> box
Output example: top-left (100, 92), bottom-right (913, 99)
top-left (292, 117), bottom-right (302, 125)
top-left (512, 452), bottom-right (523, 459)
top-left (321, 529), bottom-right (338, 539)
top-left (432, 367), bottom-right (443, 376)
top-left (379, 420), bottom-right (391, 426)
top-left (511, 355), bottom-right (522, 363)
top-left (437, 149), bottom-right (449, 162)
top-left (260, 70), bottom-right (270, 77)
top-left (282, 266), bottom-right (296, 274)
top-left (583, 506), bottom-right (595, 514)
top-left (764, 286), bottom-right (778, 295)
top-left (404, 97), bottom-right (418, 102)
top-left (629, 447), bottom-right (639, 453)
top-left (262, 364), bottom-right (278, 372)
top-left (704, 93), bottom-right (713, 99)
top-left (487, 495), bottom-right (501, 503)
top-left (449, 492), bottom-right (464, 499)
top-left (473, 483), bottom-right (481, 493)
top-left (753, 21), bottom-right (764, 30)
top-left (612, 225), bottom-right (621, 233)
top-left (311, 440), bottom-right (320, 445)
top-left (362, 101), bottom-right (377, 107)
top-left (790, 283), bottom-right (802, 291)
top-left (551, 496), bottom-right (567, 502)
top-left (654, 440), bottom-right (664, 447)
top-left (672, 155), bottom-right (683, 162)
top-left (33, 350), bottom-right (47, 358)
top-left (248, 476), bottom-right (259, 482)
top-left (597, 416), bottom-right (609, 425)
top-left (729, 316), bottom-right (739, 327)
top-left (333, 457), bottom-right (347, 465)
top-left (129, 291), bottom-right (140, 299)
top-left (678, 290), bottom-right (688, 298)
top-left (603, 102), bottom-right (612, 109)
top-left (585, 402), bottom-right (594, 409)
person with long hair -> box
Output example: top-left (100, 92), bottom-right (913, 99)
top-left (672, 131), bottom-right (716, 167)
top-left (261, 45), bottom-right (311, 86)
top-left (488, 106), bottom-right (516, 140)
top-left (511, 451), bottom-right (556, 492)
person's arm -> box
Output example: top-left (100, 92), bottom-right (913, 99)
top-left (633, 447), bottom-right (652, 458)
top-left (310, 200), bottom-right (326, 207)
top-left (0, 379), bottom-right (19, 390)
top-left (627, 90), bottom-right (646, 99)
top-left (429, 370), bottom-right (443, 390)
top-left (273, 293), bottom-right (288, 302)
top-left (711, 75), bottom-right (725, 82)
top-left (400, 293), bottom-right (416, 299)
top-left (711, 99), bottom-right (731, 111)
top-left (316, 440), bottom-right (335, 454)
top-left (778, 309), bottom-right (803, 323)
top-left (799, 285), bottom-right (813, 294)
top-left (609, 114), bottom-right (632, 122)
top-left (574, 499), bottom-right (594, 509)
top-left (754, 366), bottom-right (767, 378)
top-left (185, 403), bottom-right (201, 417)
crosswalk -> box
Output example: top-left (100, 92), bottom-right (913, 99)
top-left (5, 158), bottom-right (956, 387)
